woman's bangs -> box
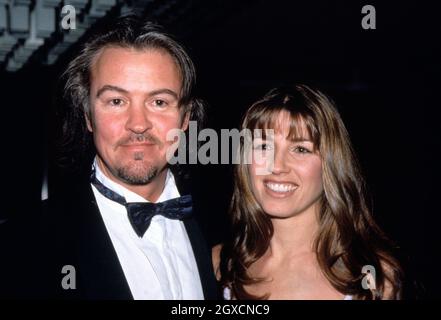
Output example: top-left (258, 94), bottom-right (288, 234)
top-left (246, 105), bottom-right (319, 147)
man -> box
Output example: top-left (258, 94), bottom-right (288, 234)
top-left (38, 14), bottom-right (218, 299)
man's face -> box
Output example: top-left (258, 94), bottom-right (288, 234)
top-left (88, 46), bottom-right (188, 187)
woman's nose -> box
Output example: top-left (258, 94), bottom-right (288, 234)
top-left (271, 147), bottom-right (290, 175)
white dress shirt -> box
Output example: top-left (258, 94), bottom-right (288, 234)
top-left (91, 159), bottom-right (204, 300)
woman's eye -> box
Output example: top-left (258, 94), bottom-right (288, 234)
top-left (293, 146), bottom-right (311, 154)
top-left (253, 143), bottom-right (273, 151)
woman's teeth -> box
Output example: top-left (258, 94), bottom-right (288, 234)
top-left (265, 182), bottom-right (298, 193)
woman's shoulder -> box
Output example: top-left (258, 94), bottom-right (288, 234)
top-left (212, 244), bottom-right (235, 300)
top-left (212, 243), bottom-right (223, 281)
top-left (380, 259), bottom-right (400, 299)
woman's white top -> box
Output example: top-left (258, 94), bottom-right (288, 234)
top-left (223, 287), bottom-right (353, 300)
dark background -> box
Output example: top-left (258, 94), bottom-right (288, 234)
top-left (1, 0), bottom-right (439, 298)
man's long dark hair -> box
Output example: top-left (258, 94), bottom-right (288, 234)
top-left (57, 14), bottom-right (204, 171)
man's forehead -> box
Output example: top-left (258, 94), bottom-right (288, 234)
top-left (91, 46), bottom-right (176, 73)
top-left (89, 46), bottom-right (182, 94)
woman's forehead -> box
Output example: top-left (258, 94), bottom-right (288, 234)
top-left (257, 110), bottom-right (312, 140)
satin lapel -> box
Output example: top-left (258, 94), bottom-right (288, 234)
top-left (73, 183), bottom-right (133, 299)
top-left (183, 218), bottom-right (219, 300)
top-left (174, 170), bottom-right (220, 299)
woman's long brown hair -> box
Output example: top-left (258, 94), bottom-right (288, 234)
top-left (219, 85), bottom-right (403, 300)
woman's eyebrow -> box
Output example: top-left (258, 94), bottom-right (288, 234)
top-left (289, 137), bottom-right (312, 142)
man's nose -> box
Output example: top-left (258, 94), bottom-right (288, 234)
top-left (125, 103), bottom-right (153, 133)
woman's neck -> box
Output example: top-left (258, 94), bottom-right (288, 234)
top-left (268, 206), bottom-right (320, 260)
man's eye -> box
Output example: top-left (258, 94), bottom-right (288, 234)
top-left (153, 99), bottom-right (167, 107)
top-left (109, 98), bottom-right (124, 106)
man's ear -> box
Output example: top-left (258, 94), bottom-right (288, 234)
top-left (85, 112), bottom-right (93, 132)
top-left (181, 111), bottom-right (190, 131)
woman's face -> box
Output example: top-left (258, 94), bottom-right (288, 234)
top-left (249, 111), bottom-right (323, 219)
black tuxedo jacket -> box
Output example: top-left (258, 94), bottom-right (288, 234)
top-left (33, 173), bottom-right (219, 300)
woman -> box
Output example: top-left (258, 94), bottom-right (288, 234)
top-left (213, 85), bottom-right (403, 300)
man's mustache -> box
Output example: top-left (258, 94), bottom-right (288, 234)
top-left (117, 133), bottom-right (163, 148)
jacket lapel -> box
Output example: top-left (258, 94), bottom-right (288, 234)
top-left (78, 183), bottom-right (133, 299)
top-left (183, 217), bottom-right (219, 299)
top-left (174, 168), bottom-right (220, 299)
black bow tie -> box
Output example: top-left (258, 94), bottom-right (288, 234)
top-left (91, 171), bottom-right (192, 237)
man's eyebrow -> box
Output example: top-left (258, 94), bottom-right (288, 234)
top-left (96, 86), bottom-right (179, 100)
top-left (96, 85), bottom-right (129, 98)
top-left (148, 89), bottom-right (179, 100)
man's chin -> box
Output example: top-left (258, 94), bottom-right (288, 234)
top-left (115, 163), bottom-right (159, 186)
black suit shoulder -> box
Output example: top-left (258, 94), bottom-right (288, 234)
top-left (39, 180), bottom-right (133, 299)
